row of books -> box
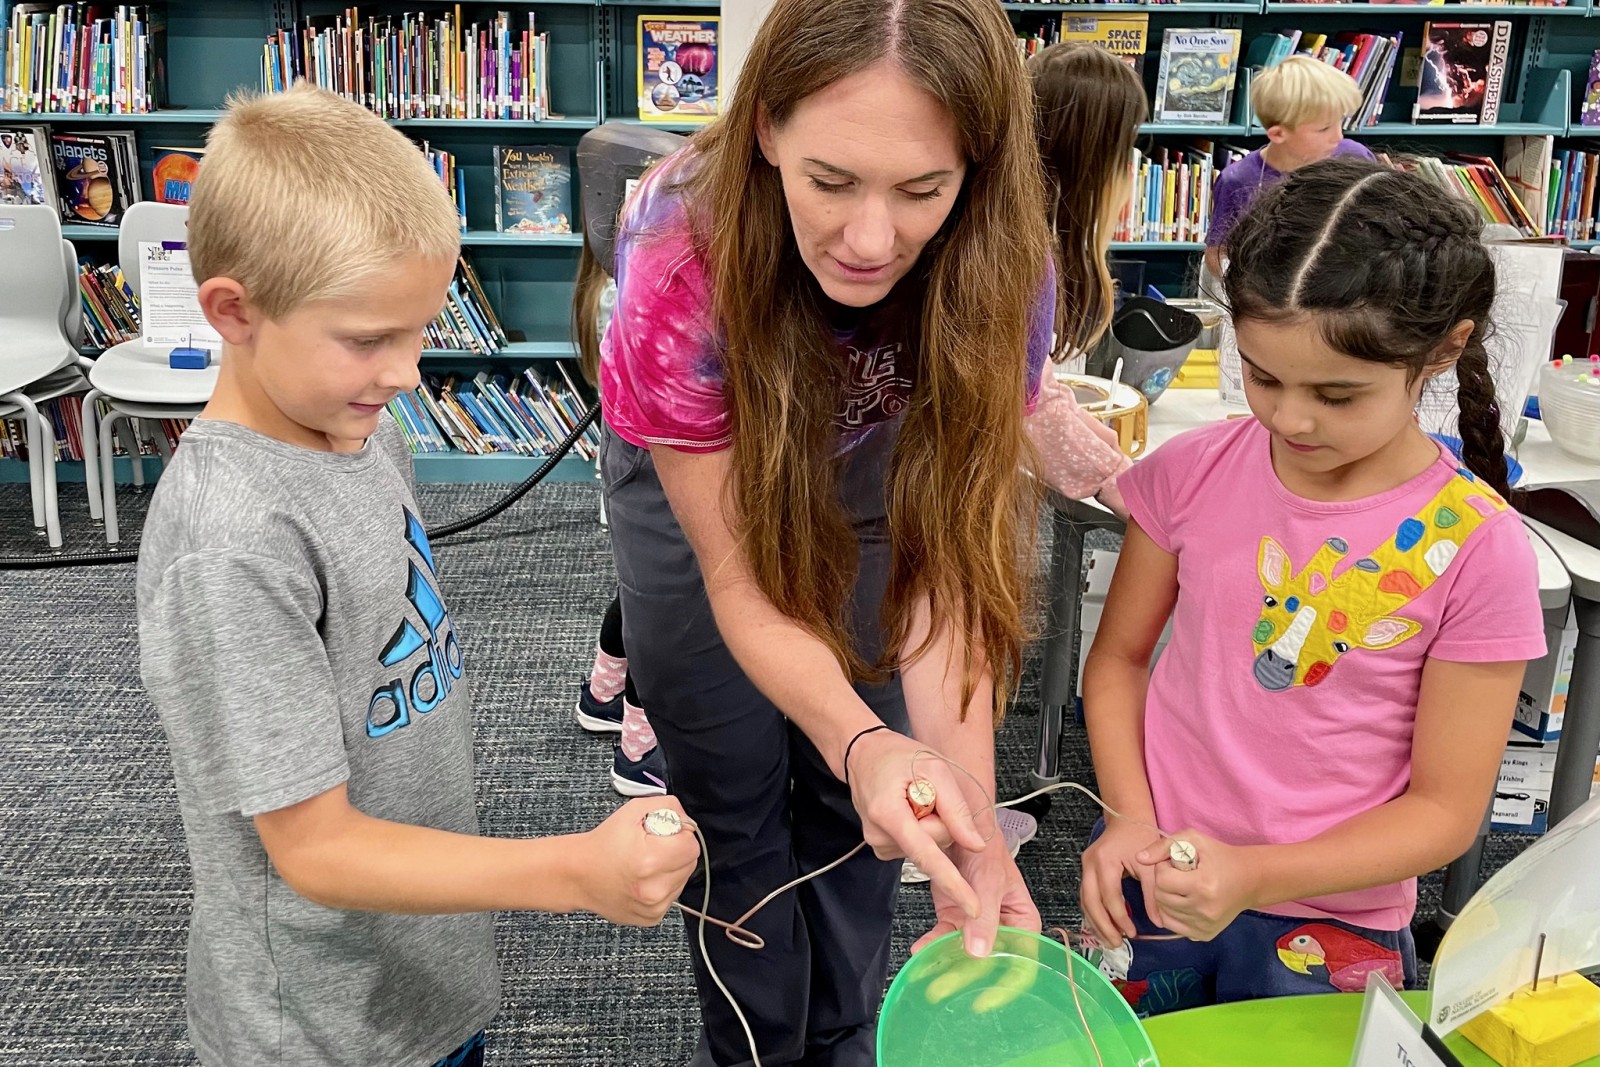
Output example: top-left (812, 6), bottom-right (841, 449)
top-left (0, 395), bottom-right (184, 464)
top-left (1245, 29), bottom-right (1403, 129)
top-left (431, 256), bottom-right (510, 354)
top-left (1, 4), bottom-right (166, 115)
top-left (1503, 136), bottom-right (1600, 240)
top-left (77, 257), bottom-right (139, 348)
top-left (389, 366), bottom-right (601, 461)
top-left (262, 10), bottom-right (554, 121)
top-left (1113, 143), bottom-right (1240, 243)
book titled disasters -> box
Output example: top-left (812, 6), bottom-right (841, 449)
top-left (1414, 21), bottom-right (1512, 125)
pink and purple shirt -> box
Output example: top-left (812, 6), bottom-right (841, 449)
top-left (1119, 417), bottom-right (1546, 930)
top-left (600, 149), bottom-right (1128, 499)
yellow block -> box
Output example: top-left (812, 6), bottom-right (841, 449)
top-left (1460, 974), bottom-right (1600, 1067)
top-left (1173, 349), bottom-right (1220, 389)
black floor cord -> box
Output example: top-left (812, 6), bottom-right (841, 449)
top-left (0, 403), bottom-right (601, 571)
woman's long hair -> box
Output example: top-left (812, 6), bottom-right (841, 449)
top-left (1030, 43), bottom-right (1148, 355)
top-left (684, 0), bottom-right (1050, 720)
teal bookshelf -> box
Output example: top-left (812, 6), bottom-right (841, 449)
top-left (1008, 0), bottom-right (1598, 291)
top-left (4, 0), bottom-right (684, 485)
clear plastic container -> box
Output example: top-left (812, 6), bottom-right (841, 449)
top-left (878, 928), bottom-right (1160, 1067)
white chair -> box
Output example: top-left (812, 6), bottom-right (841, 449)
top-left (0, 205), bottom-right (86, 548)
top-left (79, 202), bottom-right (218, 543)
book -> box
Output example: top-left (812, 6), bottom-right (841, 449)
top-left (50, 130), bottom-right (139, 226)
top-left (1153, 29), bottom-right (1242, 125)
top-left (0, 123), bottom-right (55, 207)
top-left (1413, 22), bottom-right (1512, 125)
top-left (493, 144), bottom-right (572, 236)
top-left (637, 16), bottom-right (719, 122)
top-left (1503, 135), bottom-right (1553, 234)
top-left (1581, 50), bottom-right (1599, 128)
top-left (1058, 15), bottom-right (1149, 74)
top-left (150, 146), bottom-right (202, 204)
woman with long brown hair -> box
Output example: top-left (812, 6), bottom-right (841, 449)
top-left (599, 2), bottom-right (1128, 1061)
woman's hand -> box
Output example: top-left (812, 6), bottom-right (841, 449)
top-left (1137, 830), bottom-right (1261, 942)
top-left (1080, 818), bottom-right (1166, 948)
top-left (913, 831), bottom-right (1041, 959)
top-left (845, 728), bottom-right (988, 921)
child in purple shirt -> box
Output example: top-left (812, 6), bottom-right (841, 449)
top-left (1206, 57), bottom-right (1376, 276)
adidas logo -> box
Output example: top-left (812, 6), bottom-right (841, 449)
top-left (367, 508), bottom-right (464, 738)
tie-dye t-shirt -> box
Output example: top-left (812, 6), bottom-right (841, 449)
top-left (600, 149), bottom-right (1055, 454)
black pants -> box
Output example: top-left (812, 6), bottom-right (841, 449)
top-left (603, 425), bottom-right (906, 1067)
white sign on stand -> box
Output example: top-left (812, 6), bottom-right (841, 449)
top-left (139, 241), bottom-right (221, 352)
top-left (1350, 972), bottom-right (1451, 1067)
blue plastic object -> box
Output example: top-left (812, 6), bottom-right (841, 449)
top-left (169, 346), bottom-right (212, 370)
top-left (1427, 433), bottom-right (1524, 487)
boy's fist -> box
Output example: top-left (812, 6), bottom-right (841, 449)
top-left (578, 797), bottom-right (700, 926)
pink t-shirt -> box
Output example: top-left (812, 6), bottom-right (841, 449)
top-left (1119, 418), bottom-right (1547, 931)
top-left (600, 149), bottom-right (1055, 456)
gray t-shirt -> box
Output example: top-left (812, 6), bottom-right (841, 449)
top-left (136, 415), bottom-right (499, 1066)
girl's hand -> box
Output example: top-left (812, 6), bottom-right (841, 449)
top-left (913, 832), bottom-right (1042, 960)
top-left (1137, 830), bottom-right (1262, 942)
top-left (1080, 819), bottom-right (1166, 948)
top-left (846, 728), bottom-right (989, 922)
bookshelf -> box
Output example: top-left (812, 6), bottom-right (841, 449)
top-left (0, 0), bottom-right (710, 487)
top-left (1006, 0), bottom-right (1598, 292)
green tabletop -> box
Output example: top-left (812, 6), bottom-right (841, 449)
top-left (1144, 991), bottom-right (1599, 1067)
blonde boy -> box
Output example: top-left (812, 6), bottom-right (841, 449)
top-left (136, 83), bottom-right (696, 1067)
top-left (1204, 56), bottom-right (1374, 274)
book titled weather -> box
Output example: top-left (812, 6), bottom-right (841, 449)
top-left (1154, 29), bottom-right (1242, 125)
top-left (637, 16), bottom-right (720, 122)
top-left (493, 145), bottom-right (572, 236)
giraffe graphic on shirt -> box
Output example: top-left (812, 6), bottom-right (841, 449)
top-left (1250, 471), bottom-right (1508, 691)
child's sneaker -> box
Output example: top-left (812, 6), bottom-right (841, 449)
top-left (610, 744), bottom-right (669, 797)
top-left (575, 680), bottom-right (624, 733)
top-left (900, 807), bottom-right (1038, 885)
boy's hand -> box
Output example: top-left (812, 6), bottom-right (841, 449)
top-left (1081, 819), bottom-right (1166, 948)
top-left (577, 797), bottom-right (701, 926)
top-left (1137, 830), bottom-right (1260, 942)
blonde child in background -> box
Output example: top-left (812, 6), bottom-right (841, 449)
top-left (1204, 56), bottom-right (1375, 278)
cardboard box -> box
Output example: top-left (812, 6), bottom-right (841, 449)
top-left (1514, 604), bottom-right (1576, 742)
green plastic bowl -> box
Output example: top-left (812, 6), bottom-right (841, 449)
top-left (878, 927), bottom-right (1161, 1067)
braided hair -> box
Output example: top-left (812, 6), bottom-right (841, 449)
top-left (1223, 157), bottom-right (1508, 497)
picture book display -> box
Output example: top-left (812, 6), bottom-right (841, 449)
top-left (1581, 49), bottom-right (1599, 128)
top-left (637, 16), bottom-right (719, 122)
top-left (1154, 29), bottom-right (1242, 125)
top-left (1058, 15), bottom-right (1149, 73)
top-left (0, 124), bottom-right (56, 207)
top-left (50, 129), bottom-right (139, 226)
top-left (493, 144), bottom-right (572, 236)
top-left (1413, 21), bottom-right (1512, 125)
top-left (151, 146), bottom-right (203, 204)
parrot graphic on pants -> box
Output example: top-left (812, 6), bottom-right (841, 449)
top-left (1276, 923), bottom-right (1403, 992)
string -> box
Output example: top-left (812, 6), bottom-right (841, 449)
top-left (671, 749), bottom-right (1187, 1067)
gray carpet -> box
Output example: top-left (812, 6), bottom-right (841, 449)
top-left (0, 480), bottom-right (1531, 1065)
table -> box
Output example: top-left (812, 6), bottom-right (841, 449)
top-left (1143, 990), bottom-right (1600, 1067)
top-left (1032, 390), bottom-right (1600, 825)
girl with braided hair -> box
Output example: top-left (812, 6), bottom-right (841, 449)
top-left (1078, 158), bottom-right (1546, 1015)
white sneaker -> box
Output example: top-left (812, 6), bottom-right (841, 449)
top-left (900, 807), bottom-right (1038, 885)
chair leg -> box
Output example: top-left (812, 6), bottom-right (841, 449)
top-left (129, 419), bottom-right (147, 488)
top-left (101, 411), bottom-right (123, 545)
top-left (38, 414), bottom-right (61, 549)
top-left (151, 423), bottom-right (174, 466)
top-left (4, 392), bottom-right (47, 532)
top-left (80, 389), bottom-right (103, 522)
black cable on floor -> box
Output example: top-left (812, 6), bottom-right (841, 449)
top-left (0, 402), bottom-right (601, 571)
